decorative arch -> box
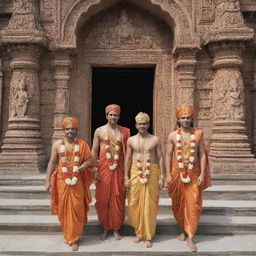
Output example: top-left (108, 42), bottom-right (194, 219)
top-left (60, 0), bottom-right (199, 51)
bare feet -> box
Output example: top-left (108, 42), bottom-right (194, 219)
top-left (177, 233), bottom-right (186, 241)
top-left (113, 230), bottom-right (122, 240)
top-left (145, 240), bottom-right (152, 248)
top-left (133, 237), bottom-right (142, 243)
top-left (71, 242), bottom-right (79, 251)
top-left (187, 237), bottom-right (197, 252)
top-left (100, 230), bottom-right (108, 241)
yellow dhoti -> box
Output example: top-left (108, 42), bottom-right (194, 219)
top-left (128, 163), bottom-right (160, 240)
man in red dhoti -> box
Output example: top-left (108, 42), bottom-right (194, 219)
top-left (45, 117), bottom-right (93, 251)
top-left (165, 104), bottom-right (211, 252)
top-left (91, 104), bottom-right (130, 240)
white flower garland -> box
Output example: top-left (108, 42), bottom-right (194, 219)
top-left (136, 153), bottom-right (151, 184)
top-left (60, 140), bottom-right (80, 186)
top-left (104, 137), bottom-right (121, 171)
top-left (176, 129), bottom-right (196, 183)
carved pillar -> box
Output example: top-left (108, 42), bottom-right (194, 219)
top-left (175, 49), bottom-right (197, 105)
top-left (204, 0), bottom-right (256, 173)
top-left (0, 59), bottom-right (3, 134)
top-left (0, 0), bottom-right (47, 172)
top-left (51, 51), bottom-right (72, 141)
top-left (0, 44), bottom-right (47, 171)
top-left (252, 56), bottom-right (256, 154)
top-left (208, 42), bottom-right (255, 172)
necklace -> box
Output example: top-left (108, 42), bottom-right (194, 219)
top-left (59, 138), bottom-right (80, 186)
top-left (176, 129), bottom-right (196, 183)
top-left (136, 134), bottom-right (151, 184)
top-left (104, 125), bottom-right (122, 171)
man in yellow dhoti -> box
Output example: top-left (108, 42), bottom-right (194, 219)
top-left (165, 104), bottom-right (211, 252)
top-left (124, 112), bottom-right (165, 248)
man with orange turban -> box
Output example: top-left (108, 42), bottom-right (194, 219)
top-left (91, 104), bottom-right (130, 240)
top-left (45, 117), bottom-right (93, 251)
top-left (165, 104), bottom-right (211, 252)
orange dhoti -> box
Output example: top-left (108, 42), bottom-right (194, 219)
top-left (51, 139), bottom-right (92, 244)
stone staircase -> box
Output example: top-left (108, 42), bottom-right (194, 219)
top-left (0, 173), bottom-right (256, 255)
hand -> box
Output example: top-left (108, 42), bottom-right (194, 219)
top-left (124, 177), bottom-right (130, 189)
top-left (93, 169), bottom-right (100, 183)
top-left (45, 180), bottom-right (51, 193)
top-left (197, 174), bottom-right (204, 186)
top-left (165, 175), bottom-right (172, 185)
top-left (158, 178), bottom-right (164, 190)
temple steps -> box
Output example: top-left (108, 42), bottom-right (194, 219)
top-left (1, 234), bottom-right (256, 256)
top-left (1, 184), bottom-right (256, 200)
top-left (0, 214), bottom-right (256, 236)
top-left (1, 173), bottom-right (256, 255)
top-left (1, 198), bottom-right (256, 216)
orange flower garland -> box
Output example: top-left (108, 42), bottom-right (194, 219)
top-left (60, 139), bottom-right (80, 186)
top-left (176, 129), bottom-right (196, 183)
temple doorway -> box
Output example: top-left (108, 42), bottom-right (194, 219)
top-left (91, 67), bottom-right (155, 138)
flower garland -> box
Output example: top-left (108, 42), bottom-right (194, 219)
top-left (60, 139), bottom-right (80, 186)
top-left (104, 138), bottom-right (122, 171)
top-left (136, 153), bottom-right (151, 184)
top-left (176, 129), bottom-right (196, 183)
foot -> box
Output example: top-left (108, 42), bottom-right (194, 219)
top-left (145, 240), bottom-right (152, 248)
top-left (177, 233), bottom-right (186, 241)
top-left (100, 230), bottom-right (108, 241)
top-left (133, 237), bottom-right (142, 243)
top-left (113, 230), bottom-right (122, 240)
top-left (187, 237), bottom-right (197, 252)
top-left (71, 243), bottom-right (79, 251)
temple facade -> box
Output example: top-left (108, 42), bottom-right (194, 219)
top-left (0, 0), bottom-right (256, 173)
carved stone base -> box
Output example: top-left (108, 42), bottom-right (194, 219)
top-left (209, 156), bottom-right (256, 174)
top-left (210, 120), bottom-right (254, 158)
top-left (0, 117), bottom-right (47, 172)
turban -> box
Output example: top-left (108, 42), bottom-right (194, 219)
top-left (105, 104), bottom-right (121, 115)
top-left (135, 112), bottom-right (150, 123)
top-left (176, 104), bottom-right (194, 119)
top-left (61, 117), bottom-right (79, 129)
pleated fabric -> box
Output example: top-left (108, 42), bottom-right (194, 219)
top-left (95, 126), bottom-right (130, 230)
top-left (51, 139), bottom-right (93, 245)
top-left (128, 163), bottom-right (160, 240)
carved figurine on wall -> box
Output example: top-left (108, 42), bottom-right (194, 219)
top-left (14, 76), bottom-right (28, 118)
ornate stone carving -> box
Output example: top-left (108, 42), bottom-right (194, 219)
top-left (61, 0), bottom-right (199, 50)
top-left (203, 0), bottom-right (254, 44)
top-left (83, 5), bottom-right (171, 50)
top-left (213, 69), bottom-right (245, 120)
top-left (10, 73), bottom-right (29, 118)
top-left (199, 0), bottom-right (214, 23)
top-left (2, 0), bottom-right (46, 45)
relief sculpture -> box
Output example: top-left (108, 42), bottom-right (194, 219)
top-left (214, 69), bottom-right (245, 120)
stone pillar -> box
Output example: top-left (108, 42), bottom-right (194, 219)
top-left (252, 57), bottom-right (256, 154)
top-left (0, 0), bottom-right (47, 172)
top-left (0, 44), bottom-right (47, 172)
top-left (51, 51), bottom-right (72, 141)
top-left (208, 42), bottom-right (256, 172)
top-left (0, 59), bottom-right (3, 134)
top-left (203, 0), bottom-right (256, 173)
top-left (175, 49), bottom-right (197, 105)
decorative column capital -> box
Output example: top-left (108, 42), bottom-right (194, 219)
top-left (1, 0), bottom-right (47, 46)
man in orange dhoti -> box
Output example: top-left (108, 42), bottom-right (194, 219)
top-left (45, 117), bottom-right (93, 251)
top-left (166, 104), bottom-right (211, 252)
top-left (124, 112), bottom-right (165, 248)
top-left (91, 104), bottom-right (130, 240)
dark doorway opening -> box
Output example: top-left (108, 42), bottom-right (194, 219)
top-left (92, 67), bottom-right (155, 138)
